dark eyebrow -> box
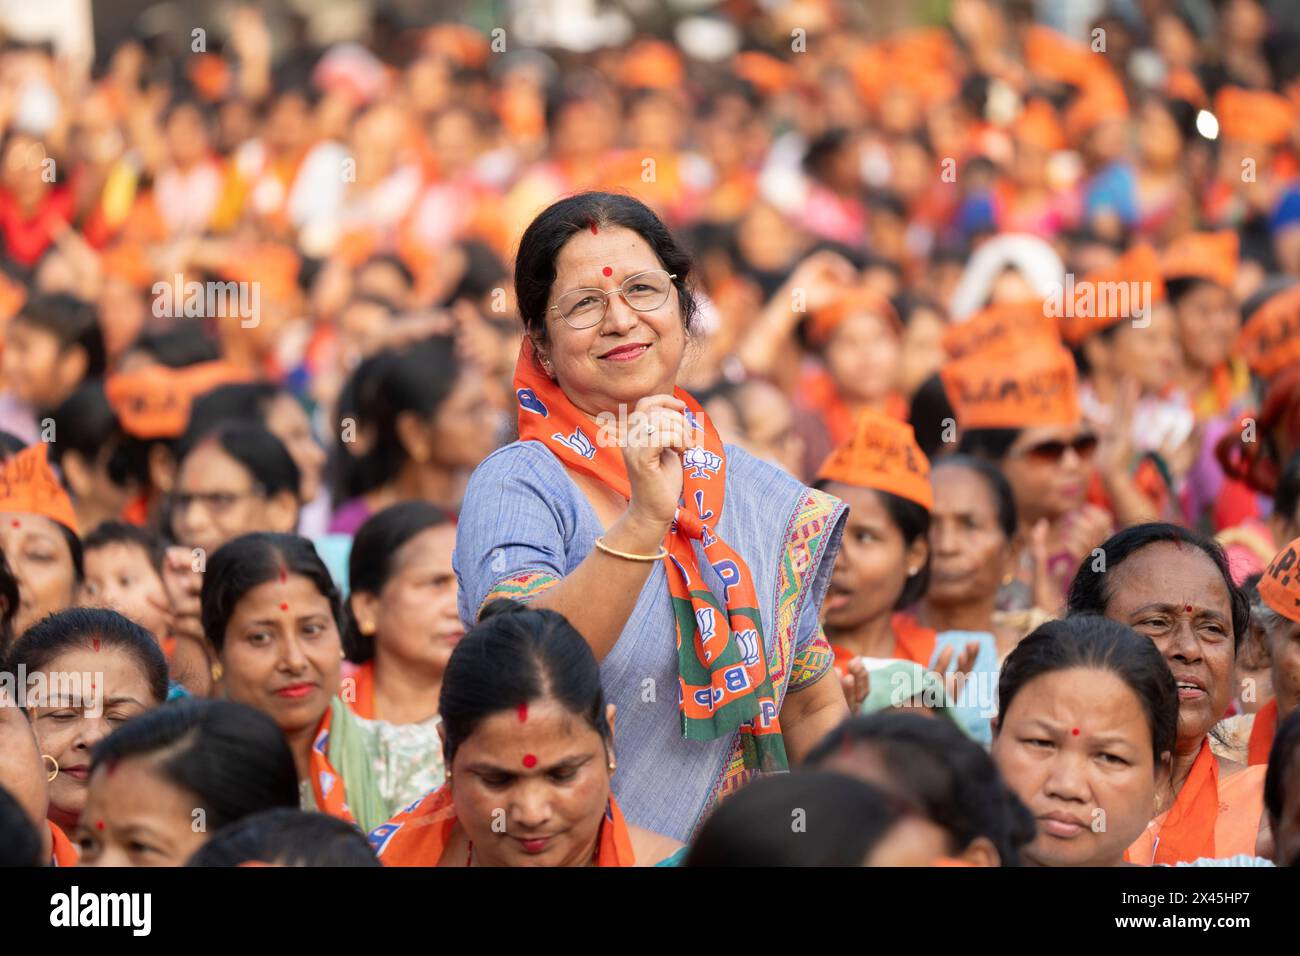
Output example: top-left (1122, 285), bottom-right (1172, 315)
top-left (1129, 602), bottom-right (1228, 623)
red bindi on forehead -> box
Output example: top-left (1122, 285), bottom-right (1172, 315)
top-left (602, 266), bottom-right (613, 277)
top-left (522, 754), bottom-right (537, 769)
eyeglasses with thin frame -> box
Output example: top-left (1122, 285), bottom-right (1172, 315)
top-left (548, 270), bottom-right (678, 329)
top-left (1012, 433), bottom-right (1099, 465)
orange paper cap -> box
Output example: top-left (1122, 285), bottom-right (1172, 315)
top-left (1215, 86), bottom-right (1295, 146)
top-left (733, 51), bottom-right (798, 97)
top-left (1238, 284), bottom-right (1300, 378)
top-left (0, 443), bottom-right (78, 534)
top-left (941, 340), bottom-right (1081, 429)
top-left (816, 408), bottom-right (933, 510)
top-left (1260, 535), bottom-right (1300, 623)
top-left (807, 285), bottom-right (899, 347)
top-left (1160, 230), bottom-right (1239, 289)
top-left (1015, 98), bottom-right (1066, 153)
top-left (106, 361), bottom-right (256, 440)
top-left (943, 299), bottom-right (1060, 359)
top-left (618, 39), bottom-right (684, 91)
top-left (1023, 25), bottom-right (1100, 90)
top-left (1057, 244), bottom-right (1166, 345)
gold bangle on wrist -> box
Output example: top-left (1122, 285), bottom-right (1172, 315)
top-left (593, 535), bottom-right (668, 562)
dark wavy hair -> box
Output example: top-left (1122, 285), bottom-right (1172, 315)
top-left (187, 809), bottom-right (380, 867)
top-left (513, 191), bottom-right (698, 350)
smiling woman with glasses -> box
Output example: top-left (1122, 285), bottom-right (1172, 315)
top-left (452, 191), bottom-right (850, 844)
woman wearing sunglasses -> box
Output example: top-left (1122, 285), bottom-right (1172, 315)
top-left (943, 337), bottom-right (1125, 613)
top-left (452, 192), bottom-right (849, 843)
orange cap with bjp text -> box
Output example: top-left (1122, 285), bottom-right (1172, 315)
top-left (941, 339), bottom-right (1081, 430)
top-left (1057, 244), bottom-right (1165, 345)
top-left (0, 443), bottom-right (78, 534)
top-left (1259, 536), bottom-right (1300, 624)
top-left (943, 299), bottom-right (1059, 359)
top-left (1160, 230), bottom-right (1238, 290)
top-left (816, 408), bottom-right (932, 510)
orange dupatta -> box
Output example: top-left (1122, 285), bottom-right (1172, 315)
top-left (344, 660), bottom-right (376, 720)
top-left (1247, 698), bottom-right (1279, 766)
top-left (1126, 738), bottom-right (1265, 864)
top-left (831, 613), bottom-right (937, 676)
top-left (48, 821), bottom-right (78, 866)
top-left (368, 783), bottom-right (636, 867)
top-left (514, 339), bottom-right (787, 770)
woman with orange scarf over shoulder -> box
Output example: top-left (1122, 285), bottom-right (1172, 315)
top-left (452, 193), bottom-right (848, 843)
top-left (370, 602), bottom-right (681, 866)
top-left (200, 532), bottom-right (442, 834)
top-left (1067, 523), bottom-right (1268, 863)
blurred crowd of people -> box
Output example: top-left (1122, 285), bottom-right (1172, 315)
top-left (0, 0), bottom-right (1299, 869)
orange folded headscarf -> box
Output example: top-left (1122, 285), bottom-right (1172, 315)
top-left (940, 340), bottom-right (1081, 429)
top-left (1237, 284), bottom-right (1300, 379)
top-left (513, 338), bottom-right (788, 770)
top-left (0, 443), bottom-right (78, 534)
top-left (1161, 231), bottom-right (1239, 290)
top-left (816, 408), bottom-right (932, 510)
top-left (942, 300), bottom-right (1059, 359)
top-left (368, 783), bottom-right (636, 867)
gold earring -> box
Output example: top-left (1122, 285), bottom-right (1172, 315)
top-left (43, 754), bottom-right (58, 781)
top-left (608, 762), bottom-right (616, 772)
top-left (360, 620), bottom-right (376, 636)
top-left (1001, 572), bottom-right (1015, 586)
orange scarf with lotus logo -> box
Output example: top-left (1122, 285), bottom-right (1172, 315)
top-left (511, 340), bottom-right (787, 771)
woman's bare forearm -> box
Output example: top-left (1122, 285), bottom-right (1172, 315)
top-left (528, 511), bottom-right (670, 662)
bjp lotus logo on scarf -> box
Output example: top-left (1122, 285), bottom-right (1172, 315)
top-left (695, 606), bottom-right (717, 657)
top-left (683, 446), bottom-right (722, 479)
top-left (734, 628), bottom-right (760, 666)
top-left (552, 427), bottom-right (596, 459)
